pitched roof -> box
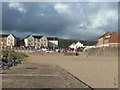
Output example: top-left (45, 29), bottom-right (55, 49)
top-left (47, 37), bottom-right (58, 40)
top-left (0, 34), bottom-right (9, 38)
top-left (99, 32), bottom-right (111, 39)
top-left (0, 34), bottom-right (18, 39)
top-left (33, 35), bottom-right (43, 39)
top-left (24, 34), bottom-right (43, 39)
top-left (9, 34), bottom-right (17, 38)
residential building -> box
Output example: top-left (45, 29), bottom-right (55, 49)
top-left (47, 37), bottom-right (58, 48)
top-left (6, 34), bottom-right (19, 47)
top-left (24, 35), bottom-right (35, 47)
top-left (24, 35), bottom-right (48, 48)
top-left (40, 36), bottom-right (48, 48)
top-left (0, 34), bottom-right (19, 47)
top-left (0, 34), bottom-right (9, 47)
top-left (97, 32), bottom-right (120, 47)
top-left (16, 38), bottom-right (20, 47)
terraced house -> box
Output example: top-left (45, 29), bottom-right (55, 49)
top-left (24, 35), bottom-right (48, 48)
top-left (0, 34), bottom-right (20, 47)
top-left (0, 34), bottom-right (9, 47)
top-left (97, 32), bottom-right (120, 47)
top-left (7, 34), bottom-right (20, 47)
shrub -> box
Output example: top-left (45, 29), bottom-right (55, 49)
top-left (2, 50), bottom-right (9, 57)
top-left (16, 53), bottom-right (28, 59)
top-left (1, 50), bottom-right (28, 59)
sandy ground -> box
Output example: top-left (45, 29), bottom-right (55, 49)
top-left (25, 52), bottom-right (118, 88)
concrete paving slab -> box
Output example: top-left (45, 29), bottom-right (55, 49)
top-left (2, 64), bottom-right (92, 89)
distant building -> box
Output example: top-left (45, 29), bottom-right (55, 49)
top-left (97, 32), bottom-right (120, 47)
top-left (7, 34), bottom-right (19, 47)
top-left (69, 43), bottom-right (76, 49)
top-left (69, 41), bottom-right (84, 49)
top-left (0, 34), bottom-right (9, 47)
top-left (0, 34), bottom-right (20, 47)
top-left (24, 35), bottom-right (48, 48)
top-left (47, 37), bottom-right (58, 48)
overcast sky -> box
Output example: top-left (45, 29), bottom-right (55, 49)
top-left (2, 2), bottom-right (118, 40)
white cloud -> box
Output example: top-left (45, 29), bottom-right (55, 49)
top-left (9, 2), bottom-right (26, 13)
top-left (39, 13), bottom-right (44, 16)
top-left (89, 10), bottom-right (118, 29)
top-left (54, 3), bottom-right (69, 14)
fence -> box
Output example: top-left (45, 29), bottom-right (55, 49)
top-left (0, 47), bottom-right (39, 53)
top-left (14, 50), bottom-right (39, 53)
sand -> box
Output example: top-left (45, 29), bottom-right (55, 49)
top-left (25, 52), bottom-right (118, 88)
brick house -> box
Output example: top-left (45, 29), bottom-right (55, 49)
top-left (0, 34), bottom-right (9, 47)
top-left (97, 32), bottom-right (120, 47)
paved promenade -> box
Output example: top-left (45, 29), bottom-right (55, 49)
top-left (2, 63), bottom-right (92, 89)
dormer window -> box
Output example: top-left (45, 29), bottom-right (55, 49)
top-left (106, 35), bottom-right (110, 38)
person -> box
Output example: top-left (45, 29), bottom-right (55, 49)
top-left (58, 49), bottom-right (60, 53)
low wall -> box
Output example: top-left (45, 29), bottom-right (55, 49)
top-left (86, 47), bottom-right (119, 57)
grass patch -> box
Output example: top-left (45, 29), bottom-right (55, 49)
top-left (1, 50), bottom-right (28, 60)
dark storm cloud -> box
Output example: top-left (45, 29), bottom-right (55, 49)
top-left (2, 2), bottom-right (73, 36)
top-left (2, 2), bottom-right (118, 40)
top-left (0, 2), bottom-right (2, 33)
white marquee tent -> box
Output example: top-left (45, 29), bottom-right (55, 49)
top-left (69, 41), bottom-right (84, 49)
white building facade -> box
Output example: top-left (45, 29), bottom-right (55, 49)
top-left (24, 35), bottom-right (48, 48)
top-left (47, 37), bottom-right (58, 48)
top-left (7, 34), bottom-right (17, 47)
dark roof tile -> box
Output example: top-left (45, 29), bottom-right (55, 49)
top-left (0, 34), bottom-right (9, 38)
top-left (33, 35), bottom-right (43, 39)
top-left (47, 37), bottom-right (58, 40)
top-left (24, 35), bottom-right (43, 39)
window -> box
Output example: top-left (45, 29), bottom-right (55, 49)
top-left (11, 43), bottom-right (13, 45)
top-left (28, 39), bottom-right (30, 42)
top-left (31, 39), bottom-right (33, 41)
top-left (10, 39), bottom-right (13, 41)
top-left (106, 35), bottom-right (110, 38)
top-left (44, 43), bottom-right (46, 45)
top-left (28, 43), bottom-right (31, 46)
top-left (35, 38), bottom-right (37, 41)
